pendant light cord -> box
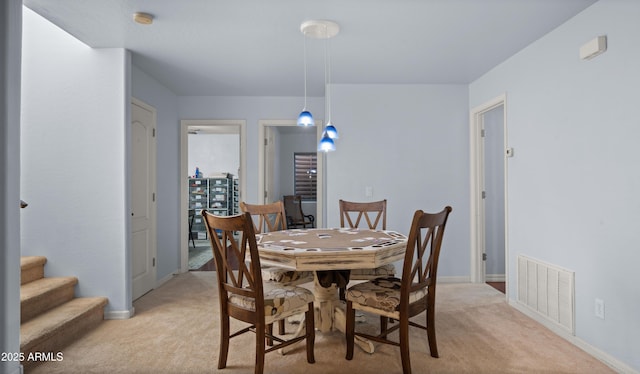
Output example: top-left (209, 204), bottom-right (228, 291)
top-left (324, 25), bottom-right (331, 123)
top-left (303, 32), bottom-right (308, 109)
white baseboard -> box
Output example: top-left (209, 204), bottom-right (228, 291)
top-left (438, 275), bottom-right (470, 283)
top-left (104, 308), bottom-right (135, 320)
top-left (508, 299), bottom-right (639, 374)
top-left (485, 273), bottom-right (505, 282)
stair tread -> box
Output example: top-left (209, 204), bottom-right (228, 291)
top-left (20, 276), bottom-right (78, 302)
top-left (20, 256), bottom-right (47, 271)
top-left (21, 297), bottom-right (108, 347)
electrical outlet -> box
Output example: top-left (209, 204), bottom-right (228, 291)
top-left (365, 186), bottom-right (373, 197)
top-left (594, 298), bottom-right (605, 319)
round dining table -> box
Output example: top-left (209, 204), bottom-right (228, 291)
top-left (257, 227), bottom-right (408, 353)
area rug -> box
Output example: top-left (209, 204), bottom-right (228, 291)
top-left (188, 244), bottom-right (212, 270)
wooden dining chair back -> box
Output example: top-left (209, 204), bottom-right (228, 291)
top-left (283, 195), bottom-right (315, 228)
top-left (345, 206), bottom-right (452, 374)
top-left (239, 201), bottom-right (313, 339)
top-left (202, 210), bottom-right (316, 374)
top-left (338, 199), bottom-right (394, 287)
top-left (339, 199), bottom-right (387, 230)
top-left (239, 201), bottom-right (287, 233)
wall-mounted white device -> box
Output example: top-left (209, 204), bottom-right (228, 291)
top-left (580, 35), bottom-right (607, 60)
top-left (506, 147), bottom-right (514, 158)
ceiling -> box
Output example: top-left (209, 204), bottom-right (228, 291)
top-left (23, 0), bottom-right (598, 97)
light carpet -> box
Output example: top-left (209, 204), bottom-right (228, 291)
top-left (29, 272), bottom-right (614, 374)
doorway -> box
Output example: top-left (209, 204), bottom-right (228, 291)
top-left (131, 98), bottom-right (157, 300)
top-left (258, 120), bottom-right (325, 227)
top-left (179, 120), bottom-right (246, 272)
top-left (470, 95), bottom-right (508, 296)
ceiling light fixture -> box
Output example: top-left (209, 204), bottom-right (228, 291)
top-left (299, 20), bottom-right (339, 151)
top-left (133, 12), bottom-right (154, 25)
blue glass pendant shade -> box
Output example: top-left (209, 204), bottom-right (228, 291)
top-left (324, 122), bottom-right (338, 139)
top-left (297, 110), bottom-right (314, 126)
top-left (318, 132), bottom-right (336, 152)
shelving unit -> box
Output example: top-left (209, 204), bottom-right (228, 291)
top-left (188, 175), bottom-right (234, 239)
top-left (232, 178), bottom-right (239, 215)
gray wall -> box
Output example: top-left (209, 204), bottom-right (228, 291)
top-left (16, 0), bottom-right (639, 371)
top-left (470, 0), bottom-right (639, 370)
top-left (327, 84), bottom-right (470, 278)
top-left (178, 96), bottom-right (325, 204)
top-left (1, 0), bottom-right (23, 373)
top-left (21, 8), bottom-right (131, 316)
top-left (131, 65), bottom-right (180, 285)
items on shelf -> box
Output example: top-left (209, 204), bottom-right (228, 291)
top-left (188, 175), bottom-right (238, 239)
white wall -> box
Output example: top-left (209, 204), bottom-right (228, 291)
top-left (328, 84), bottom-right (470, 278)
top-left (470, 0), bottom-right (640, 371)
top-left (1, 0), bottom-right (23, 373)
top-left (131, 65), bottom-right (180, 283)
top-left (188, 133), bottom-right (240, 178)
top-left (21, 8), bottom-right (131, 316)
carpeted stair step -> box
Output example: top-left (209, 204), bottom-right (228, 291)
top-left (21, 276), bottom-right (78, 323)
top-left (20, 297), bottom-right (108, 368)
top-left (21, 256), bottom-right (47, 285)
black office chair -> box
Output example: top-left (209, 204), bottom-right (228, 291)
top-left (283, 195), bottom-right (315, 228)
top-left (188, 209), bottom-right (196, 248)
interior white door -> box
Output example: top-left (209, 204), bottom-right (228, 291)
top-left (482, 105), bottom-right (506, 282)
top-left (264, 127), bottom-right (276, 203)
top-left (131, 99), bottom-right (157, 300)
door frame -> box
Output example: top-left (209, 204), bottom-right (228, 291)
top-left (258, 119), bottom-right (325, 227)
top-left (131, 97), bottom-right (157, 300)
top-left (179, 119), bottom-right (246, 272)
top-left (469, 94), bottom-right (508, 295)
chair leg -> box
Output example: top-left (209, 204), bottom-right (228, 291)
top-left (256, 321), bottom-right (266, 374)
top-left (399, 317), bottom-right (411, 374)
top-left (266, 323), bottom-right (274, 346)
top-left (345, 301), bottom-right (355, 360)
top-left (305, 302), bottom-right (315, 364)
top-left (427, 304), bottom-right (439, 358)
top-left (278, 319), bottom-right (286, 335)
top-left (380, 316), bottom-right (388, 339)
top-left (218, 314), bottom-right (230, 369)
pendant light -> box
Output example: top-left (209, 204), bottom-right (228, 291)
top-left (299, 20), bottom-right (339, 151)
top-left (318, 131), bottom-right (336, 151)
top-left (323, 26), bottom-right (339, 141)
top-left (318, 24), bottom-right (336, 152)
top-left (297, 28), bottom-right (314, 126)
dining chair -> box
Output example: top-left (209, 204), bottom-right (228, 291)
top-left (338, 199), bottom-right (395, 297)
top-left (239, 201), bottom-right (314, 340)
top-left (202, 210), bottom-right (316, 374)
top-left (345, 206), bottom-right (452, 374)
top-left (283, 195), bottom-right (315, 228)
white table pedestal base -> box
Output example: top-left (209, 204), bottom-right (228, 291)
top-left (280, 274), bottom-right (375, 354)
